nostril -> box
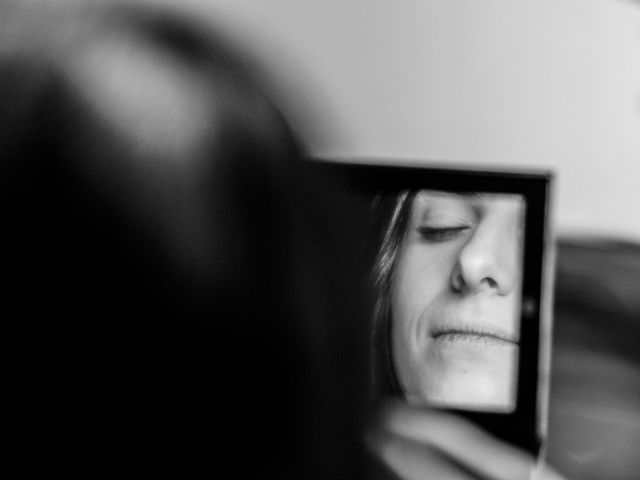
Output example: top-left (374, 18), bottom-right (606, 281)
top-left (483, 277), bottom-right (499, 290)
top-left (451, 271), bottom-right (464, 292)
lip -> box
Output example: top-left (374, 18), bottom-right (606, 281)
top-left (429, 319), bottom-right (519, 345)
top-left (431, 331), bottom-right (517, 346)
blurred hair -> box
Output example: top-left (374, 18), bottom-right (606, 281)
top-left (2, 3), bottom-right (367, 478)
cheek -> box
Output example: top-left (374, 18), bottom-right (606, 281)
top-left (391, 245), bottom-right (456, 326)
top-left (390, 245), bottom-right (455, 365)
top-left (390, 245), bottom-right (455, 395)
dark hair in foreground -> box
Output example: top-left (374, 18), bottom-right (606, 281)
top-left (2, 3), bottom-right (367, 478)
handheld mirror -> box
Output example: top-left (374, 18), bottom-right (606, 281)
top-left (307, 159), bottom-right (554, 456)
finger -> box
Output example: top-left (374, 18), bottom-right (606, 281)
top-left (377, 402), bottom-right (535, 480)
top-left (367, 427), bottom-right (479, 480)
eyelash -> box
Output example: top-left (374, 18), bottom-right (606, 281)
top-left (417, 225), bottom-right (469, 242)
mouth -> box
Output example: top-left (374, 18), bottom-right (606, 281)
top-left (430, 323), bottom-right (518, 346)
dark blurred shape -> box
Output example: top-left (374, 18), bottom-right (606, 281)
top-left (2, 2), bottom-right (367, 478)
top-left (548, 237), bottom-right (640, 480)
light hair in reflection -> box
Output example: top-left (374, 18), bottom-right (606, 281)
top-left (371, 190), bottom-right (524, 412)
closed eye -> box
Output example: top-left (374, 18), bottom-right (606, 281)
top-left (417, 225), bottom-right (470, 243)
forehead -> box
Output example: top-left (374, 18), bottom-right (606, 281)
top-left (412, 190), bottom-right (525, 210)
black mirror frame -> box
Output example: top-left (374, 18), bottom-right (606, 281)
top-left (306, 158), bottom-right (555, 456)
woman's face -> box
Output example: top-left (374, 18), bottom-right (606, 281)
top-left (391, 190), bottom-right (524, 411)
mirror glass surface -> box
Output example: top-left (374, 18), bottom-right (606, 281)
top-left (372, 189), bottom-right (525, 412)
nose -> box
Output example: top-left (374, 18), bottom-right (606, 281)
top-left (450, 217), bottom-right (519, 296)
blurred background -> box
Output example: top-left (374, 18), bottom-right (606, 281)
top-left (124, 0), bottom-right (640, 241)
top-left (5, 1), bottom-right (639, 479)
top-left (27, 0), bottom-right (638, 232)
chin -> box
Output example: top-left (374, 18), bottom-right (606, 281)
top-left (408, 344), bottom-right (519, 412)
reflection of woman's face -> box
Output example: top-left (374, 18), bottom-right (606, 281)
top-left (391, 191), bottom-right (524, 411)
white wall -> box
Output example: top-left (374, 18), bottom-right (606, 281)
top-left (139, 0), bottom-right (640, 240)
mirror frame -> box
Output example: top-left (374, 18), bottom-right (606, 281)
top-left (306, 158), bottom-right (555, 456)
